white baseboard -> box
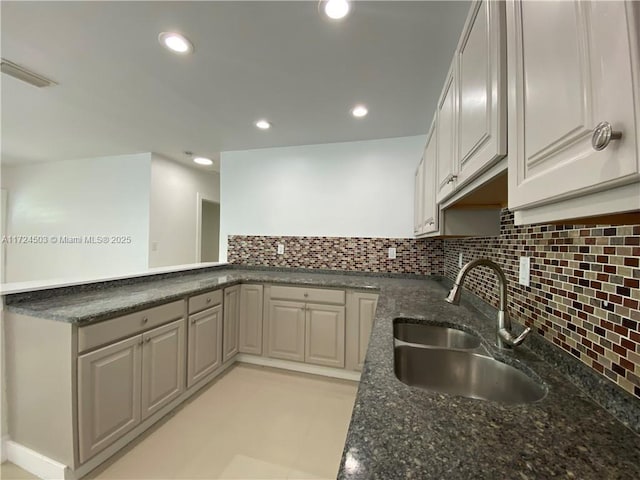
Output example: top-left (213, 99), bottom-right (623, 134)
top-left (236, 354), bottom-right (361, 382)
top-left (5, 440), bottom-right (72, 479)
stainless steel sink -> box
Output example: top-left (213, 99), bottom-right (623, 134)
top-left (394, 321), bottom-right (481, 350)
top-left (394, 345), bottom-right (546, 404)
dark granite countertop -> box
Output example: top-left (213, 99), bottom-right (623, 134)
top-left (3, 268), bottom-right (378, 324)
top-left (4, 267), bottom-right (640, 478)
top-left (338, 276), bottom-right (640, 480)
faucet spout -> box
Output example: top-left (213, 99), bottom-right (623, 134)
top-left (498, 327), bottom-right (531, 347)
top-left (445, 283), bottom-right (461, 305)
top-left (444, 258), bottom-right (529, 349)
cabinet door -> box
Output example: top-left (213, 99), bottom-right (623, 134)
top-left (422, 119), bottom-right (439, 234)
top-left (187, 304), bottom-right (222, 388)
top-left (239, 284), bottom-right (264, 355)
top-left (223, 285), bottom-right (240, 362)
top-left (457, 0), bottom-right (506, 188)
top-left (266, 300), bottom-right (306, 362)
top-left (78, 335), bottom-right (141, 463)
top-left (305, 304), bottom-right (346, 368)
top-left (413, 159), bottom-right (425, 235)
top-left (436, 59), bottom-right (458, 202)
top-left (347, 292), bottom-right (378, 371)
top-left (507, 0), bottom-right (639, 210)
top-left (141, 319), bottom-right (185, 420)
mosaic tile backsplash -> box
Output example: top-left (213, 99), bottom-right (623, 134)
top-left (226, 211), bottom-right (640, 400)
top-left (227, 236), bottom-right (443, 275)
top-left (444, 210), bottom-right (640, 401)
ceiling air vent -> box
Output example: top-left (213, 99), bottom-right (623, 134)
top-left (1, 58), bottom-right (56, 88)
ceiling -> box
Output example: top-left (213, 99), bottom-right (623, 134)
top-left (1, 1), bottom-right (470, 171)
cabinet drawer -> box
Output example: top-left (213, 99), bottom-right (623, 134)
top-left (269, 285), bottom-right (345, 305)
top-left (188, 289), bottom-right (223, 314)
top-left (78, 300), bottom-right (185, 353)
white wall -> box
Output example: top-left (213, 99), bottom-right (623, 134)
top-left (149, 155), bottom-right (220, 268)
top-left (220, 135), bottom-right (426, 261)
top-left (1, 154), bottom-right (151, 282)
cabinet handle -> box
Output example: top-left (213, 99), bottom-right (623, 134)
top-left (592, 121), bottom-right (622, 151)
top-left (142, 317), bottom-right (148, 324)
top-left (446, 174), bottom-right (457, 184)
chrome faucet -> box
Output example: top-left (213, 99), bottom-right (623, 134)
top-left (445, 258), bottom-right (531, 349)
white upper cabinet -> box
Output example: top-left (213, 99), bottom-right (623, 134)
top-left (413, 159), bottom-right (425, 235)
top-left (456, 0), bottom-right (507, 188)
top-left (507, 0), bottom-right (640, 222)
top-left (436, 59), bottom-right (458, 202)
top-left (422, 119), bottom-right (439, 234)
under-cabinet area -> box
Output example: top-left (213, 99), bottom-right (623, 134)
top-left (3, 277), bottom-right (378, 478)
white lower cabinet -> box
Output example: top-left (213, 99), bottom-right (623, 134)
top-left (223, 285), bottom-right (240, 362)
top-left (187, 304), bottom-right (222, 387)
top-left (305, 304), bottom-right (345, 368)
top-left (10, 282), bottom-right (380, 476)
top-left (264, 286), bottom-right (356, 370)
top-left (266, 299), bottom-right (306, 362)
top-left (78, 335), bottom-right (142, 464)
top-left (239, 284), bottom-right (264, 355)
top-left (78, 318), bottom-right (185, 464)
top-left (346, 292), bottom-right (379, 371)
top-left (141, 320), bottom-right (185, 420)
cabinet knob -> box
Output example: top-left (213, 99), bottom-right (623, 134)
top-left (191, 318), bottom-right (196, 324)
top-left (138, 340), bottom-right (144, 346)
top-left (592, 121), bottom-right (622, 151)
top-left (446, 174), bottom-right (458, 184)
top-left (145, 338), bottom-right (151, 343)
top-left (206, 297), bottom-right (211, 303)
top-left (142, 317), bottom-right (148, 324)
top-left (304, 293), bottom-right (308, 298)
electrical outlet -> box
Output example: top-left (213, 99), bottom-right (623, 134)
top-left (277, 243), bottom-right (284, 255)
top-left (519, 257), bottom-right (531, 287)
top-left (388, 247), bottom-right (396, 259)
top-left (458, 252), bottom-right (463, 268)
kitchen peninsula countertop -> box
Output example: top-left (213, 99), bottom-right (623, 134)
top-left (4, 267), bottom-right (640, 478)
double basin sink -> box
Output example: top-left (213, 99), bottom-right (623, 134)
top-left (393, 320), bottom-right (546, 404)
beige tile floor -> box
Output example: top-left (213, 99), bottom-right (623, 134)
top-left (1, 364), bottom-right (358, 480)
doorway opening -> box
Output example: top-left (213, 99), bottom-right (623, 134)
top-left (197, 196), bottom-right (220, 262)
top-left (1, 189), bottom-right (6, 282)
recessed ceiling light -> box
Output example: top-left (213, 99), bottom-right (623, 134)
top-left (193, 157), bottom-right (213, 166)
top-left (351, 105), bottom-right (368, 118)
top-left (255, 120), bottom-right (271, 130)
top-left (324, 0), bottom-right (350, 20)
top-left (158, 32), bottom-right (193, 54)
